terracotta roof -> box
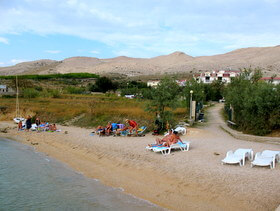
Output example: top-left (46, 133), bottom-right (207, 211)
top-left (261, 77), bottom-right (280, 80)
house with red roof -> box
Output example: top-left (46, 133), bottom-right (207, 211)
top-left (260, 77), bottom-right (280, 85)
top-left (194, 70), bottom-right (240, 84)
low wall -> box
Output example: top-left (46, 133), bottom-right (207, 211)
top-left (220, 124), bottom-right (280, 145)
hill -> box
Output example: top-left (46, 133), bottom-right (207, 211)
top-left (1, 46), bottom-right (280, 77)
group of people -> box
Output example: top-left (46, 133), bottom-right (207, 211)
top-left (96, 119), bottom-right (138, 136)
top-left (149, 130), bottom-right (184, 148)
top-left (17, 116), bottom-right (58, 132)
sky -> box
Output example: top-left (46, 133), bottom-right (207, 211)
top-left (0, 0), bottom-right (280, 66)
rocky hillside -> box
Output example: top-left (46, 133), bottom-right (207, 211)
top-left (1, 46), bottom-right (280, 77)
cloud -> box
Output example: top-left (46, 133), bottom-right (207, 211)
top-left (1, 0), bottom-right (280, 56)
top-left (10, 59), bottom-right (26, 64)
top-left (89, 50), bottom-right (99, 54)
top-left (0, 37), bottom-right (9, 44)
top-left (45, 50), bottom-right (61, 54)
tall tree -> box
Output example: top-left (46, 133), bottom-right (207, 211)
top-left (146, 77), bottom-right (180, 130)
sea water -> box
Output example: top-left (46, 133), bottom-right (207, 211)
top-left (0, 138), bottom-right (163, 211)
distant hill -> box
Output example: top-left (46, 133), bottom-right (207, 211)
top-left (1, 46), bottom-right (280, 77)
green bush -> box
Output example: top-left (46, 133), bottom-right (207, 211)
top-left (23, 88), bottom-right (40, 98)
top-left (89, 76), bottom-right (117, 93)
top-left (66, 86), bottom-right (85, 94)
top-left (146, 77), bottom-right (180, 130)
top-left (224, 68), bottom-right (280, 135)
top-left (50, 90), bottom-right (62, 98)
top-left (0, 73), bottom-right (99, 80)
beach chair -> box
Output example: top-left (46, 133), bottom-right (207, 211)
top-left (171, 141), bottom-right (190, 152)
top-left (148, 141), bottom-right (190, 155)
top-left (163, 126), bottom-right (187, 136)
top-left (137, 126), bottom-right (147, 136)
top-left (251, 152), bottom-right (275, 169)
top-left (221, 148), bottom-right (253, 166)
top-left (174, 126), bottom-right (187, 135)
top-left (121, 126), bottom-right (147, 137)
top-left (251, 150), bottom-right (280, 169)
top-left (152, 146), bottom-right (170, 155)
top-left (262, 150), bottom-right (280, 163)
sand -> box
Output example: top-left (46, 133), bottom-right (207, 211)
top-left (1, 104), bottom-right (280, 211)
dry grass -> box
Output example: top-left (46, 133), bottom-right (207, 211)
top-left (0, 94), bottom-right (187, 130)
top-left (0, 95), bottom-right (149, 128)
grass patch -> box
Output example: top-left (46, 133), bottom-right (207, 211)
top-left (0, 94), bottom-right (187, 130)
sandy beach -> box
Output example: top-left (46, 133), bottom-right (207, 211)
top-left (1, 104), bottom-right (280, 211)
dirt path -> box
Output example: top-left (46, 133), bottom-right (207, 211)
top-left (201, 103), bottom-right (232, 136)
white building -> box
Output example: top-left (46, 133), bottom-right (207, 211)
top-left (147, 80), bottom-right (160, 87)
top-left (0, 85), bottom-right (15, 95)
top-left (0, 85), bottom-right (8, 93)
top-left (260, 77), bottom-right (280, 85)
top-left (194, 70), bottom-right (240, 84)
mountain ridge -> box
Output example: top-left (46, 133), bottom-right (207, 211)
top-left (0, 46), bottom-right (279, 77)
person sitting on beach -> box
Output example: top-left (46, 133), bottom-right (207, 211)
top-left (125, 119), bottom-right (138, 134)
top-left (148, 131), bottom-right (173, 147)
top-left (18, 120), bottom-right (23, 131)
top-left (25, 115), bottom-right (32, 131)
top-left (168, 131), bottom-right (184, 145)
top-left (105, 122), bottom-right (112, 135)
top-left (35, 117), bottom-right (40, 126)
top-left (149, 131), bottom-right (183, 147)
top-left (113, 122), bottom-right (125, 136)
top-left (96, 125), bottom-right (106, 136)
top-left (49, 124), bottom-right (57, 131)
top-left (111, 122), bottom-right (118, 131)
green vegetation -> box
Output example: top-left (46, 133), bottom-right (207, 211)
top-left (1, 70), bottom-right (278, 136)
top-left (23, 88), bottom-right (40, 99)
top-left (146, 77), bottom-right (181, 132)
top-left (0, 73), bottom-right (99, 80)
top-left (224, 68), bottom-right (280, 135)
top-left (89, 76), bottom-right (118, 93)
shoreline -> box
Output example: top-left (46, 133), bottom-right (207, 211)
top-left (1, 122), bottom-right (280, 210)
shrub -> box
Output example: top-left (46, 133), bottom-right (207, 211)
top-left (146, 77), bottom-right (180, 130)
top-left (90, 76), bottom-right (117, 93)
top-left (224, 68), bottom-right (280, 135)
top-left (50, 90), bottom-right (62, 98)
top-left (23, 88), bottom-right (40, 98)
top-left (66, 86), bottom-right (85, 94)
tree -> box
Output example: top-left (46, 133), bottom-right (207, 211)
top-left (23, 88), bottom-right (40, 99)
top-left (90, 77), bottom-right (117, 93)
top-left (224, 68), bottom-right (280, 135)
top-left (183, 79), bottom-right (205, 106)
top-left (146, 77), bottom-right (180, 131)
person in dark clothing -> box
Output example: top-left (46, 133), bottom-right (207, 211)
top-left (35, 117), bottom-right (40, 127)
top-left (25, 115), bottom-right (32, 131)
top-left (35, 117), bottom-right (41, 131)
top-left (153, 113), bottom-right (163, 135)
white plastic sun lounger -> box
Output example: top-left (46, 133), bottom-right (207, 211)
top-left (171, 141), bottom-right (190, 152)
top-left (262, 150), bottom-right (280, 163)
top-left (174, 127), bottom-right (187, 135)
top-left (222, 148), bottom-right (253, 166)
top-left (251, 152), bottom-right (275, 169)
top-left (251, 150), bottom-right (280, 169)
top-left (152, 146), bottom-right (170, 155)
top-left (151, 141), bottom-right (190, 155)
